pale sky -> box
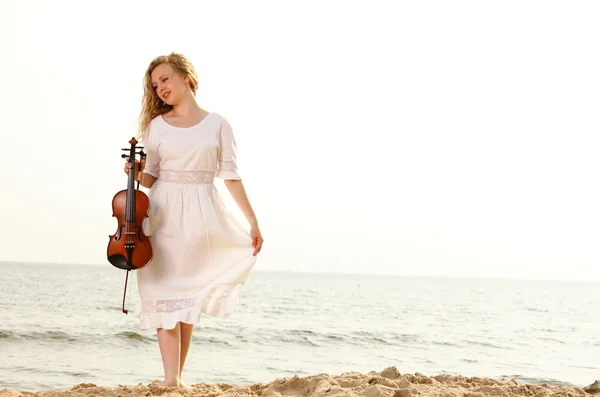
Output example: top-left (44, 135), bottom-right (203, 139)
top-left (1, 0), bottom-right (598, 281)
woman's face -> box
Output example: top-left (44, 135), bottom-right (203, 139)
top-left (150, 62), bottom-right (188, 105)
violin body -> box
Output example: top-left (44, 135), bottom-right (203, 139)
top-left (107, 137), bottom-right (153, 313)
top-left (107, 188), bottom-right (152, 270)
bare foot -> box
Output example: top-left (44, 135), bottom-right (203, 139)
top-left (180, 380), bottom-right (192, 389)
top-left (159, 379), bottom-right (179, 387)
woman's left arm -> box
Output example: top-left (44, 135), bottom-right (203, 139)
top-left (224, 179), bottom-right (263, 256)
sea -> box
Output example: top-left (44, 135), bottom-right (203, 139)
top-left (0, 261), bottom-right (598, 392)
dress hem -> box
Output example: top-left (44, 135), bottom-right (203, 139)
top-left (137, 281), bottom-right (246, 330)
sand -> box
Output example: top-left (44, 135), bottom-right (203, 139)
top-left (1, 367), bottom-right (597, 397)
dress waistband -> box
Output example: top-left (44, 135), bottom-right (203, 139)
top-left (157, 169), bottom-right (215, 184)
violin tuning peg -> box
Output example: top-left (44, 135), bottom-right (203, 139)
top-left (121, 154), bottom-right (128, 158)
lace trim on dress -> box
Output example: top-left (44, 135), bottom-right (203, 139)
top-left (142, 298), bottom-right (197, 313)
top-left (140, 285), bottom-right (241, 315)
top-left (218, 160), bottom-right (237, 171)
top-left (158, 169), bottom-right (215, 184)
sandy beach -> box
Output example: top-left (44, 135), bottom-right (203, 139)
top-left (1, 367), bottom-right (598, 397)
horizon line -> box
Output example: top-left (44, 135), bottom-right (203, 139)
top-left (1, 260), bottom-right (598, 284)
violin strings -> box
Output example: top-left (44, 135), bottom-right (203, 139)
top-left (127, 154), bottom-right (132, 266)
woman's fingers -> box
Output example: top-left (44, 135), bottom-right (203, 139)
top-left (253, 237), bottom-right (263, 256)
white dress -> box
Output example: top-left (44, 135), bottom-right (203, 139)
top-left (136, 112), bottom-right (257, 330)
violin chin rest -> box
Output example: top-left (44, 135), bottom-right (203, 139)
top-left (108, 254), bottom-right (137, 270)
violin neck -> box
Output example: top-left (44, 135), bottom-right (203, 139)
top-left (126, 156), bottom-right (137, 223)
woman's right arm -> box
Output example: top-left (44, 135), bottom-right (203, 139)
top-left (124, 158), bottom-right (157, 189)
top-left (138, 169), bottom-right (157, 189)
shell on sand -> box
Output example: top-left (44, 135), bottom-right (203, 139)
top-left (0, 367), bottom-right (594, 397)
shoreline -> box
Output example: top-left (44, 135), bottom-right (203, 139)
top-left (1, 367), bottom-right (597, 397)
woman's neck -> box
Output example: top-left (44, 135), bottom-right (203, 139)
top-left (170, 94), bottom-right (202, 117)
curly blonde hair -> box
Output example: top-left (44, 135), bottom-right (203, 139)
top-left (138, 52), bottom-right (199, 140)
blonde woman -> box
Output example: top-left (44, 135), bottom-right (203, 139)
top-left (123, 52), bottom-right (263, 388)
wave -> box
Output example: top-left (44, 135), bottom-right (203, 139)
top-left (464, 339), bottom-right (504, 349)
top-left (10, 365), bottom-right (93, 378)
top-left (115, 331), bottom-right (154, 343)
top-left (0, 330), bottom-right (78, 342)
top-left (194, 335), bottom-right (233, 347)
top-left (502, 374), bottom-right (579, 388)
top-left (0, 329), bottom-right (155, 345)
top-left (233, 328), bottom-right (422, 348)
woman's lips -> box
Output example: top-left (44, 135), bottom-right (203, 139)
top-left (163, 91), bottom-right (170, 100)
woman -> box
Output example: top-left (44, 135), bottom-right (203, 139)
top-left (123, 52), bottom-right (263, 388)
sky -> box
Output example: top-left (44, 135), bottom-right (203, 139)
top-left (0, 0), bottom-right (598, 281)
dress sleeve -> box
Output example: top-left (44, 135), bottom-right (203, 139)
top-left (142, 125), bottom-right (161, 178)
top-left (216, 117), bottom-right (242, 180)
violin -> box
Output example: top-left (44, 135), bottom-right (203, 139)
top-left (107, 137), bottom-right (153, 314)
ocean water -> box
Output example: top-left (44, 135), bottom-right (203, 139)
top-left (0, 262), bottom-right (598, 392)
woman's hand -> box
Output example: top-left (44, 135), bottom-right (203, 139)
top-left (124, 157), bottom-right (146, 180)
top-left (251, 225), bottom-right (264, 256)
top-left (222, 180), bottom-right (263, 256)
